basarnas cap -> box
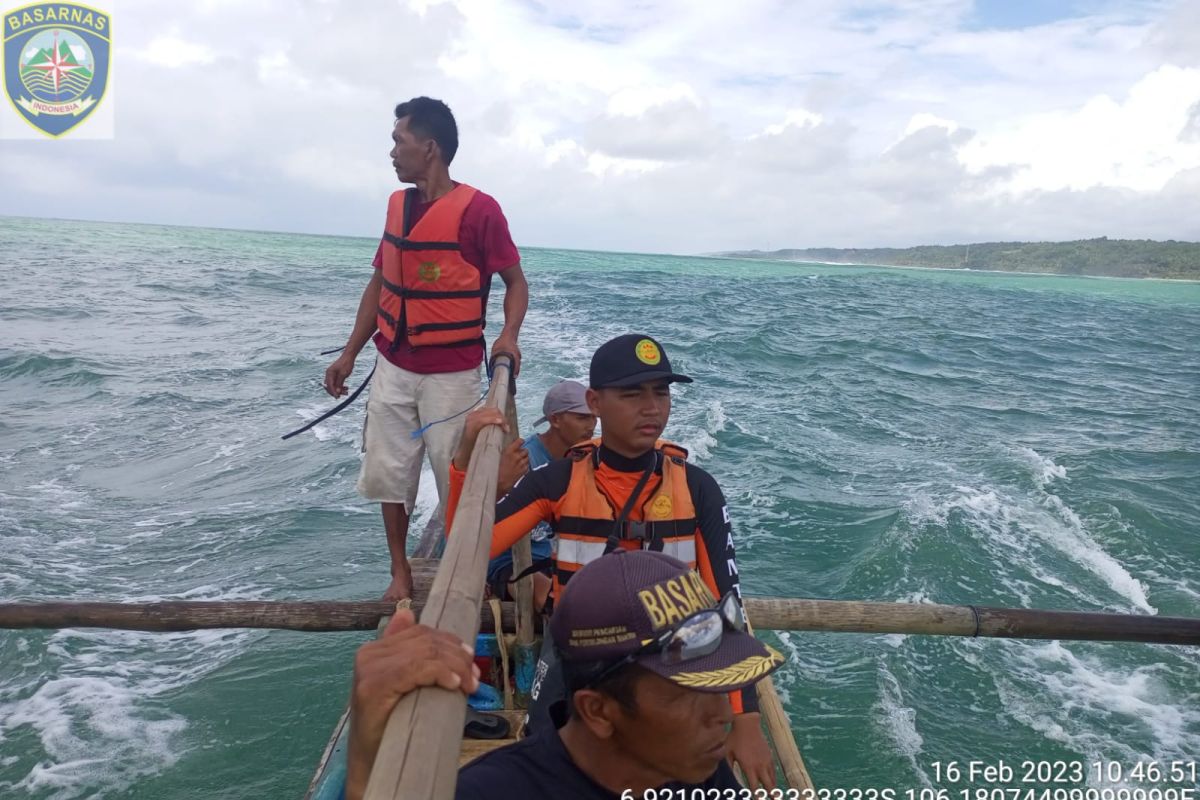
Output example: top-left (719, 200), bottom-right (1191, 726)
top-left (550, 550), bottom-right (783, 693)
top-left (534, 380), bottom-right (592, 426)
top-left (589, 334), bottom-right (694, 389)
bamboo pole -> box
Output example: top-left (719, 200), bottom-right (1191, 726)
top-left (0, 600), bottom-right (400, 632)
top-left (362, 354), bottom-right (514, 800)
top-left (3, 595), bottom-right (1199, 646)
top-left (742, 598), bottom-right (1200, 646)
top-left (2, 594), bottom-right (1197, 646)
top-left (502, 394), bottom-right (538, 707)
top-left (756, 673), bottom-right (814, 790)
top-left (745, 615), bottom-right (814, 791)
top-left (504, 396), bottom-right (535, 648)
top-left (0, 598), bottom-right (530, 634)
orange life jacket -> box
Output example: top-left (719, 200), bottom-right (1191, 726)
top-left (550, 439), bottom-right (699, 596)
top-left (376, 184), bottom-right (487, 349)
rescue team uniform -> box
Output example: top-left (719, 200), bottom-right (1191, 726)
top-left (453, 707), bottom-right (739, 799)
top-left (446, 440), bottom-right (759, 715)
top-left (357, 183), bottom-right (519, 516)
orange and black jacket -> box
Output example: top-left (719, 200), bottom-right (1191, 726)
top-left (376, 184), bottom-right (487, 349)
top-left (448, 440), bottom-right (758, 714)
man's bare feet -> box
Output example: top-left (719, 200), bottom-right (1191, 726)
top-left (383, 567), bottom-right (414, 602)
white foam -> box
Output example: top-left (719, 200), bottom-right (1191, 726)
top-left (23, 479), bottom-right (88, 509)
top-left (995, 642), bottom-right (1200, 784)
top-left (894, 590), bottom-right (934, 605)
top-left (293, 404), bottom-right (361, 446)
top-left (706, 399), bottom-right (727, 433)
top-left (0, 676), bottom-right (186, 797)
top-left (193, 438), bottom-right (249, 467)
top-left (1018, 446), bottom-right (1068, 487)
top-left (683, 428), bottom-right (718, 462)
top-left (874, 662), bottom-right (931, 788)
top-left (0, 622), bottom-right (258, 796)
top-left (171, 558), bottom-right (204, 574)
top-left (902, 479), bottom-right (1154, 613)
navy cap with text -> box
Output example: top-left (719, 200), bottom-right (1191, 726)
top-left (549, 550), bottom-right (782, 693)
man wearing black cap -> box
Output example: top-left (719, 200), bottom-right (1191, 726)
top-left (344, 550), bottom-right (785, 800)
top-left (444, 334), bottom-right (776, 787)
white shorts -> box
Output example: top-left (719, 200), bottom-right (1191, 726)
top-left (356, 357), bottom-right (483, 516)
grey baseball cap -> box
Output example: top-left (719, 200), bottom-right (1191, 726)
top-left (534, 380), bottom-right (591, 426)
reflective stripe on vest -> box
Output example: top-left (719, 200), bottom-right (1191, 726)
top-left (376, 184), bottom-right (487, 349)
top-left (554, 536), bottom-right (608, 567)
top-left (550, 439), bottom-right (698, 594)
top-left (660, 537), bottom-right (697, 563)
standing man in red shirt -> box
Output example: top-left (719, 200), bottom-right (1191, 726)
top-left (324, 96), bottom-right (528, 601)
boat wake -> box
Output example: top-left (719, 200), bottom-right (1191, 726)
top-left (901, 447), bottom-right (1154, 614)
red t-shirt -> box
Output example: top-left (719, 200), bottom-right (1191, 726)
top-left (372, 186), bottom-right (519, 374)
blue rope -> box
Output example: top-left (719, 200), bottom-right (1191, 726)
top-left (408, 354), bottom-right (514, 439)
top-left (408, 389), bottom-right (488, 439)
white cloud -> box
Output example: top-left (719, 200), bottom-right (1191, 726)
top-left (960, 65), bottom-right (1200, 193)
top-left (904, 113), bottom-right (959, 137)
top-left (1, 0), bottom-right (1198, 252)
top-left (583, 96), bottom-right (723, 162)
top-left (763, 110), bottom-right (825, 137)
top-left (133, 35), bottom-right (216, 68)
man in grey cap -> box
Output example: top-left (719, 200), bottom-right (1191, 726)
top-left (453, 380), bottom-right (596, 605)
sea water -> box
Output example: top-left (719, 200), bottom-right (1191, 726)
top-left (1, 217), bottom-right (1198, 798)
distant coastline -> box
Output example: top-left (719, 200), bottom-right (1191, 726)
top-left (717, 238), bottom-right (1200, 280)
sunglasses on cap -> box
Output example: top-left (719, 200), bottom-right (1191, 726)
top-left (583, 591), bottom-right (747, 689)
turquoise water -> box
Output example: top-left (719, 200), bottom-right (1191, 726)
top-left (1, 216), bottom-right (1198, 798)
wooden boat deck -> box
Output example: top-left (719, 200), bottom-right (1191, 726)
top-left (303, 704), bottom-right (526, 800)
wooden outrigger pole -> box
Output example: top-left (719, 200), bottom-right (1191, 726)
top-left (4, 594), bottom-right (1195, 652)
top-left (5, 593), bottom-right (1198, 647)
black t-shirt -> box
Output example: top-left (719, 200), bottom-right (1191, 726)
top-left (454, 727), bottom-right (741, 799)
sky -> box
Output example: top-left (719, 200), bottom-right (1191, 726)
top-left (1, 0), bottom-right (1199, 254)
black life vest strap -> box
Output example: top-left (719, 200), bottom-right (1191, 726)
top-left (407, 317), bottom-right (484, 336)
top-left (402, 189), bottom-right (415, 236)
top-left (509, 558), bottom-right (555, 584)
top-left (377, 306), bottom-right (399, 331)
top-left (405, 288), bottom-right (487, 299)
top-left (603, 453), bottom-right (658, 555)
top-left (555, 516), bottom-right (698, 540)
top-left (380, 274), bottom-right (485, 300)
top-left (382, 231), bottom-right (462, 251)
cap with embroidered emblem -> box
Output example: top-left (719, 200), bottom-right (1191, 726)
top-left (549, 550), bottom-right (782, 692)
top-left (589, 334), bottom-right (694, 389)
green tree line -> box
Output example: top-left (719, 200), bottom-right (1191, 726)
top-left (721, 238), bottom-right (1200, 280)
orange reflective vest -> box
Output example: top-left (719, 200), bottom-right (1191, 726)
top-left (376, 184), bottom-right (487, 349)
top-left (551, 439), bottom-right (699, 595)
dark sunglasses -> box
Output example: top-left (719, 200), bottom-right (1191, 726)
top-left (583, 591), bottom-right (747, 689)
